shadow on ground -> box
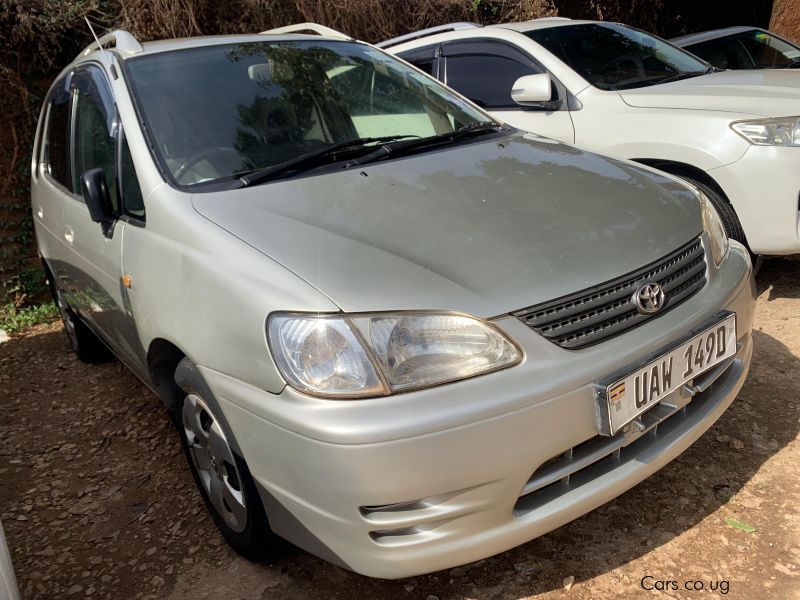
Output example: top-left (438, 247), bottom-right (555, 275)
top-left (757, 256), bottom-right (800, 300)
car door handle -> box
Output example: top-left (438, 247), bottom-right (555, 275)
top-left (64, 226), bottom-right (74, 244)
top-left (36, 205), bottom-right (44, 219)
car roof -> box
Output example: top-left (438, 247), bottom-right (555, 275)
top-left (670, 26), bottom-right (762, 46)
top-left (136, 33), bottom-right (351, 57)
top-left (494, 18), bottom-right (599, 33)
top-left (74, 31), bottom-right (356, 68)
top-left (379, 18), bottom-right (622, 51)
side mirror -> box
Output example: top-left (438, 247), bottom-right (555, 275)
top-left (80, 168), bottom-right (115, 236)
top-left (511, 73), bottom-right (563, 111)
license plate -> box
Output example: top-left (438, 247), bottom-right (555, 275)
top-left (598, 314), bottom-right (737, 436)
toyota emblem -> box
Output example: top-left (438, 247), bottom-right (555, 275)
top-left (632, 282), bottom-right (666, 315)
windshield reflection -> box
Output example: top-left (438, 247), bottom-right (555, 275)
top-left (125, 41), bottom-right (492, 188)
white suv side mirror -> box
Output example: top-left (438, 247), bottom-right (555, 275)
top-left (511, 73), bottom-right (561, 111)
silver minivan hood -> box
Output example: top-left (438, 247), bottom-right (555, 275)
top-left (619, 70), bottom-right (800, 117)
top-left (192, 133), bottom-right (701, 317)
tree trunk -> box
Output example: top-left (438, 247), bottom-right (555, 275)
top-left (770, 0), bottom-right (800, 43)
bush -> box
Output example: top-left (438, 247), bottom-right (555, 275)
top-left (0, 300), bottom-right (58, 334)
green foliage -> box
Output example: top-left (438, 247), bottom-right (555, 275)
top-left (1, 0), bottom-right (113, 71)
top-left (0, 1), bottom-right (117, 301)
top-left (724, 517), bottom-right (757, 533)
top-left (471, 0), bottom-right (503, 18)
top-left (0, 301), bottom-right (58, 334)
top-left (5, 264), bottom-right (49, 301)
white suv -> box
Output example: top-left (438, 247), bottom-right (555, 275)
top-left (382, 18), bottom-right (800, 255)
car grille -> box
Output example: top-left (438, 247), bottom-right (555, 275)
top-left (513, 237), bottom-right (707, 349)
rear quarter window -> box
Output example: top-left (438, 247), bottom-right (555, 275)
top-left (397, 45), bottom-right (438, 76)
top-left (42, 78), bottom-right (73, 191)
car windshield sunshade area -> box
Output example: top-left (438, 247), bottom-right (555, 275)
top-left (124, 40), bottom-right (493, 188)
top-left (525, 24), bottom-right (710, 90)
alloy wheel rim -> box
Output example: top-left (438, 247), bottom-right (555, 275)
top-left (181, 393), bottom-right (247, 532)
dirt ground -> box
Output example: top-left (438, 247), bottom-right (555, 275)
top-left (1, 258), bottom-right (799, 600)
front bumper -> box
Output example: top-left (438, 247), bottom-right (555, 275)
top-left (201, 242), bottom-right (754, 579)
top-left (710, 145), bottom-right (800, 255)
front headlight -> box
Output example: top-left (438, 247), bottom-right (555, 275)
top-left (697, 189), bottom-right (729, 267)
top-left (731, 116), bottom-right (800, 146)
top-left (267, 312), bottom-right (522, 398)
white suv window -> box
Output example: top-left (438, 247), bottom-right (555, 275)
top-left (443, 40), bottom-right (542, 109)
top-left (72, 65), bottom-right (119, 211)
top-left (42, 78), bottom-right (73, 191)
top-left (525, 23), bottom-right (708, 90)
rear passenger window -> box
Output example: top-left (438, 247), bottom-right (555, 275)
top-left (397, 45), bottom-right (438, 76)
top-left (43, 78), bottom-right (72, 191)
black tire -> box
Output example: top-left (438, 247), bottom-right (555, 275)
top-left (173, 357), bottom-right (280, 561)
top-left (678, 176), bottom-right (748, 250)
top-left (45, 266), bottom-right (111, 363)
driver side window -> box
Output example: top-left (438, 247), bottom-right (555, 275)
top-left (442, 40), bottom-right (543, 109)
top-left (72, 65), bottom-right (119, 212)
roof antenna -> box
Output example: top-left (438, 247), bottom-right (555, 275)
top-left (84, 15), bottom-right (109, 63)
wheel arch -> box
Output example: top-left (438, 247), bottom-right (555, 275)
top-left (632, 159), bottom-right (730, 203)
top-left (634, 158), bottom-right (751, 249)
top-left (146, 337), bottom-right (186, 411)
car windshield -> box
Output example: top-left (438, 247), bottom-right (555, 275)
top-left (687, 29), bottom-right (800, 69)
top-left (525, 23), bottom-right (710, 90)
top-left (124, 40), bottom-right (493, 188)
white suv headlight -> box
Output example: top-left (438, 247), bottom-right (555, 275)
top-left (268, 312), bottom-right (522, 398)
top-left (731, 116), bottom-right (800, 146)
top-left (697, 190), bottom-right (729, 267)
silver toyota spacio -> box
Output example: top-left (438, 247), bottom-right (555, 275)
top-left (30, 24), bottom-right (755, 578)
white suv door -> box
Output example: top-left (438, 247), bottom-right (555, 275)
top-left (34, 75), bottom-right (74, 282)
top-left (61, 64), bottom-right (147, 373)
top-left (399, 39), bottom-right (575, 143)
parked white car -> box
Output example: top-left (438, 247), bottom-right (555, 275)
top-left (382, 18), bottom-right (800, 255)
top-left (672, 26), bottom-right (800, 70)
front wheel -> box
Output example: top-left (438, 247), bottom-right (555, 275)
top-left (175, 360), bottom-right (278, 560)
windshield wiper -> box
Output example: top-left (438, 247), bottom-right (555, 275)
top-left (237, 135), bottom-right (420, 187)
top-left (238, 124), bottom-right (503, 185)
top-left (344, 121), bottom-right (505, 168)
top-left (656, 70), bottom-right (707, 84)
top-left (450, 120), bottom-right (506, 138)
top-left (656, 65), bottom-right (718, 85)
